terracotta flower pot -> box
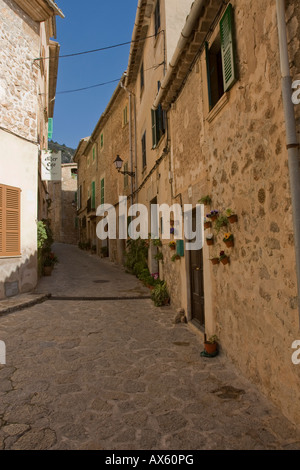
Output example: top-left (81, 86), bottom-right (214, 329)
top-left (43, 265), bottom-right (53, 276)
top-left (170, 245), bottom-right (176, 250)
top-left (204, 222), bottom-right (212, 229)
top-left (206, 239), bottom-right (214, 246)
top-left (211, 258), bottom-right (220, 265)
top-left (204, 341), bottom-right (218, 355)
top-left (220, 256), bottom-right (229, 265)
top-left (228, 214), bottom-right (238, 223)
top-left (224, 240), bottom-right (234, 248)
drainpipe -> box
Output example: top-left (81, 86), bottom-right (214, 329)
top-left (276, 0), bottom-right (300, 319)
top-left (153, 0), bottom-right (207, 110)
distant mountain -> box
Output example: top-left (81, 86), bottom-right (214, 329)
top-left (48, 140), bottom-right (76, 164)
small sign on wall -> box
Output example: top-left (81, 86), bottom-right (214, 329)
top-left (41, 150), bottom-right (61, 181)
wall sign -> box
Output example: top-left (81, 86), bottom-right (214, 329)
top-left (41, 150), bottom-right (61, 181)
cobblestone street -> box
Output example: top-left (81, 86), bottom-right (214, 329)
top-left (1, 244), bottom-right (300, 450)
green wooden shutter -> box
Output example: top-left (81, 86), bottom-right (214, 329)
top-left (151, 109), bottom-right (157, 148)
top-left (205, 41), bottom-right (212, 111)
top-left (100, 178), bottom-right (105, 206)
top-left (48, 118), bottom-right (53, 139)
top-left (91, 181), bottom-right (96, 209)
top-left (220, 3), bottom-right (236, 92)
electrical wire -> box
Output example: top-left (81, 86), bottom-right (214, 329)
top-left (55, 63), bottom-right (165, 95)
top-left (34, 31), bottom-right (164, 61)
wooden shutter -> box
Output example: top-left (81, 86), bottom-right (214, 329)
top-left (0, 184), bottom-right (21, 257)
top-left (100, 178), bottom-right (105, 206)
top-left (91, 181), bottom-right (96, 209)
top-left (151, 109), bottom-right (157, 148)
top-left (205, 41), bottom-right (213, 111)
top-left (0, 185), bottom-right (3, 256)
top-left (220, 3), bottom-right (236, 92)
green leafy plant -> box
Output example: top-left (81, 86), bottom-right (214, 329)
top-left (151, 281), bottom-right (170, 307)
top-left (124, 238), bottom-right (148, 274)
top-left (154, 251), bottom-right (164, 262)
top-left (214, 214), bottom-right (229, 233)
top-left (199, 195), bottom-right (212, 205)
top-left (206, 335), bottom-right (219, 344)
top-left (37, 221), bottom-right (48, 250)
top-left (152, 238), bottom-right (162, 247)
top-left (100, 246), bottom-right (108, 256)
top-left (171, 254), bottom-right (180, 262)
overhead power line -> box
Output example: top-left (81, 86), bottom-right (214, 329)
top-left (54, 63), bottom-right (164, 95)
top-left (34, 31), bottom-right (164, 61)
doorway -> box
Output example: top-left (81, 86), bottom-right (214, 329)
top-left (189, 209), bottom-right (205, 328)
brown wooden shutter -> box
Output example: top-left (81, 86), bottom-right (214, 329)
top-left (0, 186), bottom-right (3, 256)
top-left (0, 184), bottom-right (21, 257)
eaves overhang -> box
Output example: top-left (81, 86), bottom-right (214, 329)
top-left (14, 0), bottom-right (64, 22)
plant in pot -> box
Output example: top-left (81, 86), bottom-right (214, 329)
top-left (219, 251), bottom-right (230, 265)
top-left (226, 208), bottom-right (238, 224)
top-left (43, 252), bottom-right (58, 276)
top-left (198, 195), bottom-right (212, 206)
top-left (214, 214), bottom-right (229, 234)
top-left (151, 281), bottom-right (170, 307)
top-left (204, 335), bottom-right (219, 355)
top-left (210, 256), bottom-right (220, 265)
top-left (154, 251), bottom-right (164, 262)
top-left (206, 210), bottom-right (219, 221)
top-left (171, 253), bottom-right (180, 262)
top-left (152, 238), bottom-right (162, 247)
top-left (100, 246), bottom-right (108, 257)
top-left (206, 234), bottom-right (214, 246)
top-left (223, 233), bottom-right (234, 248)
top-left (204, 217), bottom-right (212, 229)
top-left (169, 241), bottom-right (176, 250)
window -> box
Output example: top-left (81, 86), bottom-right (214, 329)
top-left (124, 162), bottom-right (128, 189)
top-left (151, 84), bottom-right (166, 148)
top-left (206, 3), bottom-right (237, 111)
top-left (100, 178), bottom-right (105, 206)
top-left (0, 184), bottom-right (21, 257)
top-left (71, 168), bottom-right (77, 179)
top-left (100, 132), bottom-right (104, 149)
top-left (154, 0), bottom-right (161, 37)
top-left (140, 61), bottom-right (144, 92)
top-left (141, 132), bottom-right (146, 169)
top-left (92, 145), bottom-right (97, 162)
top-left (123, 105), bottom-right (128, 127)
top-left (91, 181), bottom-right (96, 210)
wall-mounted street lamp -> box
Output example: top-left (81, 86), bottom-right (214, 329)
top-left (113, 155), bottom-right (135, 177)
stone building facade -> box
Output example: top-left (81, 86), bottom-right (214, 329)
top-left (74, 78), bottom-right (131, 264)
top-left (74, 0), bottom-right (300, 425)
top-left (153, 0), bottom-right (300, 425)
top-left (47, 163), bottom-right (79, 245)
top-left (0, 0), bottom-right (63, 299)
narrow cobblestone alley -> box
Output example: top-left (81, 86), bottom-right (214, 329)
top-left (1, 244), bottom-right (300, 450)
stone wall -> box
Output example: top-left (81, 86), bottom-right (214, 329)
top-left (48, 164), bottom-right (78, 246)
top-left (166, 0), bottom-right (300, 424)
top-left (0, 0), bottom-right (40, 142)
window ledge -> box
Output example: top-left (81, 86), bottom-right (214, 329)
top-left (0, 255), bottom-right (22, 259)
top-left (206, 92), bottom-right (229, 123)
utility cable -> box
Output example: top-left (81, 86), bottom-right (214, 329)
top-left (34, 31), bottom-right (164, 61)
top-left (54, 63), bottom-right (165, 95)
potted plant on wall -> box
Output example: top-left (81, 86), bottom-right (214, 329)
top-left (199, 195), bottom-right (212, 206)
top-left (226, 208), bottom-right (238, 224)
top-left (43, 252), bottom-right (58, 276)
top-left (169, 241), bottom-right (176, 250)
top-left (215, 214), bottom-right (229, 233)
top-left (204, 217), bottom-right (212, 229)
top-left (210, 256), bottom-right (220, 265)
top-left (207, 210), bottom-right (219, 221)
top-left (223, 233), bottom-right (234, 248)
top-left (219, 251), bottom-right (230, 265)
top-left (206, 234), bottom-right (214, 246)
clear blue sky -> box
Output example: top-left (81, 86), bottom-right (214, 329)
top-left (52, 0), bottom-right (138, 150)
